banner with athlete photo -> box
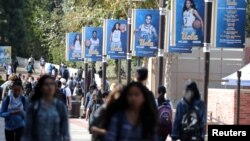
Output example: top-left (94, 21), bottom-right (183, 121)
top-left (103, 19), bottom-right (127, 59)
top-left (83, 27), bottom-right (103, 61)
top-left (66, 32), bottom-right (83, 61)
top-left (171, 0), bottom-right (204, 47)
top-left (213, 0), bottom-right (246, 48)
top-left (131, 9), bottom-right (159, 57)
top-left (0, 46), bottom-right (11, 65)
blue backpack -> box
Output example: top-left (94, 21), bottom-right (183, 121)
top-left (158, 101), bottom-right (172, 136)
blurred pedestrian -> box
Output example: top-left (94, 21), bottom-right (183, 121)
top-left (84, 84), bottom-right (97, 115)
top-left (26, 62), bottom-right (34, 76)
top-left (51, 66), bottom-right (58, 78)
top-left (77, 67), bottom-right (83, 81)
top-left (13, 58), bottom-right (19, 74)
top-left (1, 74), bottom-right (19, 100)
top-left (157, 86), bottom-right (172, 141)
top-left (62, 65), bottom-right (69, 81)
top-left (47, 63), bottom-right (53, 76)
top-left (134, 67), bottom-right (157, 110)
top-left (39, 56), bottom-right (45, 74)
top-left (104, 82), bottom-right (157, 141)
top-left (67, 77), bottom-right (76, 94)
top-left (0, 79), bottom-right (27, 141)
top-left (60, 78), bottom-right (72, 111)
top-left (21, 75), bottom-right (70, 141)
top-left (6, 63), bottom-right (13, 81)
top-left (28, 55), bottom-right (34, 68)
top-left (90, 83), bottom-right (123, 141)
top-left (73, 82), bottom-right (84, 97)
top-left (171, 81), bottom-right (206, 141)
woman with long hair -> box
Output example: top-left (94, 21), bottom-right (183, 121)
top-left (110, 22), bottom-right (122, 49)
top-left (104, 82), bottom-right (157, 141)
top-left (71, 34), bottom-right (82, 53)
top-left (21, 75), bottom-right (70, 141)
top-left (0, 79), bottom-right (27, 141)
top-left (182, 0), bottom-right (204, 34)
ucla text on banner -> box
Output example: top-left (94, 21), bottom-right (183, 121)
top-left (66, 32), bottom-right (83, 61)
top-left (131, 9), bottom-right (159, 57)
top-left (166, 10), bottom-right (192, 53)
top-left (83, 27), bottom-right (103, 62)
top-left (103, 19), bottom-right (127, 59)
top-left (212, 0), bottom-right (246, 48)
top-left (0, 46), bottom-right (11, 65)
top-left (171, 0), bottom-right (204, 47)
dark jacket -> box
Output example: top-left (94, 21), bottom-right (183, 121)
top-left (172, 99), bottom-right (206, 141)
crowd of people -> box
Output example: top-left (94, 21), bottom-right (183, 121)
top-left (0, 56), bottom-right (206, 141)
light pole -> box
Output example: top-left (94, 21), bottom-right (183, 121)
top-left (126, 0), bottom-right (132, 84)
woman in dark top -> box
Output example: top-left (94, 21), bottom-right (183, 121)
top-left (104, 82), bottom-right (157, 141)
top-left (21, 75), bottom-right (70, 141)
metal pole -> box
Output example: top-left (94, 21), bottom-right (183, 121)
top-left (237, 71), bottom-right (241, 125)
top-left (102, 55), bottom-right (107, 92)
top-left (158, 0), bottom-right (166, 87)
top-left (204, 0), bottom-right (213, 132)
top-left (118, 59), bottom-right (122, 83)
top-left (126, 0), bottom-right (132, 84)
top-left (83, 60), bottom-right (88, 104)
top-left (137, 57), bottom-right (141, 66)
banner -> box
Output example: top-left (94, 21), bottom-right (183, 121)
top-left (66, 32), bottom-right (83, 61)
top-left (0, 46), bottom-right (11, 65)
top-left (83, 27), bottom-right (103, 61)
top-left (103, 19), bottom-right (127, 59)
top-left (165, 10), bottom-right (192, 53)
top-left (213, 0), bottom-right (246, 48)
top-left (171, 0), bottom-right (204, 47)
top-left (131, 9), bottom-right (160, 57)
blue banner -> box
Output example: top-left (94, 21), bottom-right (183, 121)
top-left (131, 9), bottom-right (159, 57)
top-left (83, 27), bottom-right (103, 61)
top-left (171, 0), bottom-right (204, 47)
top-left (104, 19), bottom-right (127, 59)
top-left (214, 0), bottom-right (246, 48)
top-left (66, 32), bottom-right (83, 61)
top-left (0, 46), bottom-right (11, 65)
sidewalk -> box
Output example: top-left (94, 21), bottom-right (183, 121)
top-left (0, 118), bottom-right (91, 141)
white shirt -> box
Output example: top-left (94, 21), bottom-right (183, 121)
top-left (74, 40), bottom-right (81, 52)
top-left (61, 85), bottom-right (71, 97)
top-left (7, 65), bottom-right (12, 75)
top-left (112, 30), bottom-right (121, 42)
top-left (140, 24), bottom-right (155, 41)
top-left (90, 38), bottom-right (100, 50)
top-left (183, 9), bottom-right (196, 27)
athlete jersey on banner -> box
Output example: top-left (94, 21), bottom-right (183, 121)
top-left (112, 30), bottom-right (121, 42)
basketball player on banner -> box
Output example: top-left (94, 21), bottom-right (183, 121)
top-left (182, 0), bottom-right (203, 35)
top-left (110, 22), bottom-right (122, 49)
top-left (85, 31), bottom-right (100, 51)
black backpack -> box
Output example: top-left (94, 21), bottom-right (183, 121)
top-left (63, 69), bottom-right (69, 79)
top-left (180, 101), bottom-right (202, 141)
top-left (58, 87), bottom-right (67, 105)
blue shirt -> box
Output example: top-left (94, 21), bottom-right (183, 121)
top-left (0, 94), bottom-right (27, 130)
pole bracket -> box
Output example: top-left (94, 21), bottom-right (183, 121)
top-left (102, 55), bottom-right (107, 63)
top-left (159, 8), bottom-right (166, 16)
top-left (128, 18), bottom-right (131, 24)
top-left (203, 43), bottom-right (211, 53)
top-left (158, 48), bottom-right (164, 57)
top-left (127, 52), bottom-right (132, 60)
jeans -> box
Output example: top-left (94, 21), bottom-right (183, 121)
top-left (5, 127), bottom-right (24, 141)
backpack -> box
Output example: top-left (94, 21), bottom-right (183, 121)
top-left (27, 65), bottom-right (33, 73)
top-left (63, 69), bottom-right (69, 79)
top-left (75, 86), bottom-right (83, 96)
top-left (180, 101), bottom-right (202, 141)
top-left (4, 96), bottom-right (26, 112)
top-left (158, 101), bottom-right (172, 135)
top-left (40, 58), bottom-right (45, 66)
top-left (58, 87), bottom-right (67, 105)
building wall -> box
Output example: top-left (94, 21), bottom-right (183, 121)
top-left (208, 89), bottom-right (250, 125)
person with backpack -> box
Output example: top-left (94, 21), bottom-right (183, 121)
top-left (26, 62), bottom-right (34, 75)
top-left (0, 79), bottom-right (27, 141)
top-left (21, 75), bottom-right (70, 141)
top-left (62, 65), bottom-right (69, 81)
top-left (39, 57), bottom-right (45, 74)
top-left (51, 66), bottom-right (58, 78)
top-left (13, 57), bottom-right (19, 74)
top-left (73, 82), bottom-right (84, 97)
top-left (60, 78), bottom-right (72, 111)
top-left (67, 77), bottom-right (76, 94)
top-left (157, 86), bottom-right (172, 141)
top-left (77, 67), bottom-right (83, 81)
top-left (172, 81), bottom-right (206, 141)
top-left (28, 55), bottom-right (35, 67)
top-left (84, 84), bottom-right (97, 115)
